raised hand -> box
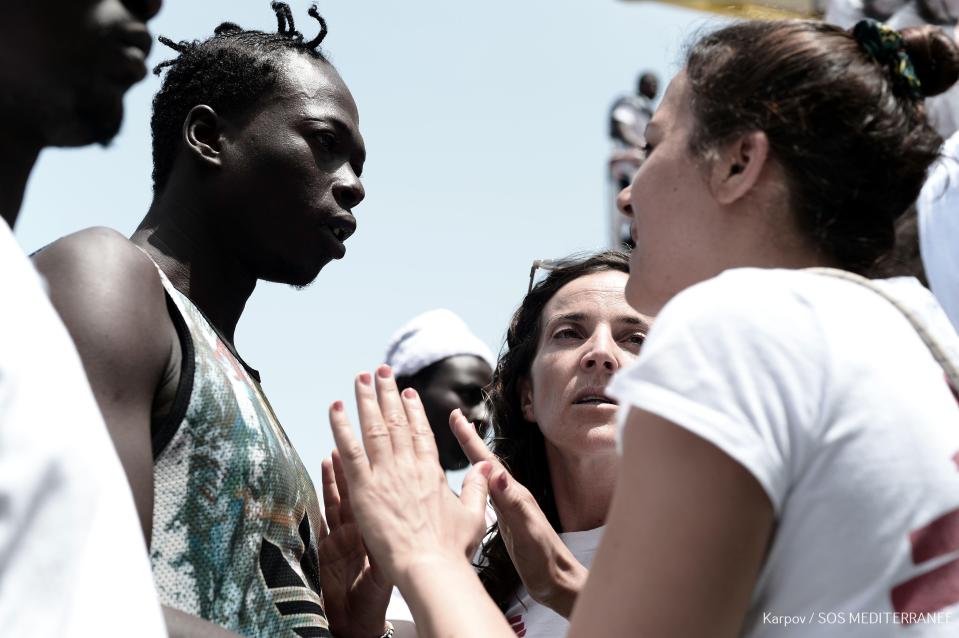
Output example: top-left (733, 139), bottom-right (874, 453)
top-left (328, 366), bottom-right (493, 589)
top-left (450, 409), bottom-right (589, 618)
top-left (317, 450), bottom-right (392, 638)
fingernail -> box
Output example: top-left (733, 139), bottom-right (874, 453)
top-left (377, 364), bottom-right (392, 378)
top-left (358, 372), bottom-right (372, 386)
top-left (402, 387), bottom-right (418, 399)
top-left (478, 461), bottom-right (493, 478)
top-left (332, 400), bottom-right (344, 412)
top-left (495, 472), bottom-right (508, 492)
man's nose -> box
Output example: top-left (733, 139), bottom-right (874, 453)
top-left (333, 168), bottom-right (365, 211)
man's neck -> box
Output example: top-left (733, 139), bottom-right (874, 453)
top-left (0, 127), bottom-right (43, 228)
top-left (131, 189), bottom-right (257, 347)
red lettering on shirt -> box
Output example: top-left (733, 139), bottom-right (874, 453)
top-left (507, 614), bottom-right (526, 637)
top-left (890, 448), bottom-right (959, 622)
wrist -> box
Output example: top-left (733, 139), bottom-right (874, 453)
top-left (393, 551), bottom-right (471, 594)
top-left (542, 558), bottom-right (588, 618)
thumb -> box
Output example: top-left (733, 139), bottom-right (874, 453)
top-left (489, 469), bottom-right (538, 528)
top-left (460, 460), bottom-right (493, 518)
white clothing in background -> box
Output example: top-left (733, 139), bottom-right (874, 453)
top-left (919, 130), bottom-right (959, 332)
top-left (503, 527), bottom-right (603, 638)
top-left (609, 268), bottom-right (959, 637)
top-left (0, 220), bottom-right (165, 637)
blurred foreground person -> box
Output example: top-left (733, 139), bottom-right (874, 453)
top-left (327, 19), bottom-right (959, 638)
top-left (33, 4), bottom-right (389, 637)
top-left (0, 1), bottom-right (167, 636)
top-left (385, 309), bottom-right (495, 472)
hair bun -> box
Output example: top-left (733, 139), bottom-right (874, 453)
top-left (901, 25), bottom-right (959, 97)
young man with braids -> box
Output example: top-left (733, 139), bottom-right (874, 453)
top-left (34, 4), bottom-right (390, 638)
top-left (0, 1), bottom-right (168, 635)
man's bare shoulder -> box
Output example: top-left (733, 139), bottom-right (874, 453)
top-left (33, 226), bottom-right (174, 365)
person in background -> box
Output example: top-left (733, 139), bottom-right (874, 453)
top-left (0, 1), bottom-right (167, 636)
top-left (609, 72), bottom-right (659, 152)
top-left (326, 18), bottom-right (959, 638)
top-left (609, 72), bottom-right (659, 248)
top-left (33, 4), bottom-right (390, 637)
top-left (385, 309), bottom-right (495, 473)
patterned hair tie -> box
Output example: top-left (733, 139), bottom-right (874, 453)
top-left (852, 19), bottom-right (923, 99)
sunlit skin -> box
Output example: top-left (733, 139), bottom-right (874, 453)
top-left (616, 71), bottom-right (817, 317)
top-left (521, 270), bottom-right (651, 532)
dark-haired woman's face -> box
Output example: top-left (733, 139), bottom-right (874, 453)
top-left (618, 71), bottom-right (719, 317)
top-left (520, 271), bottom-right (651, 459)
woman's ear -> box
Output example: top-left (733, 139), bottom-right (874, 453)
top-left (182, 104), bottom-right (223, 169)
top-left (519, 377), bottom-right (536, 422)
top-left (709, 130), bottom-right (770, 206)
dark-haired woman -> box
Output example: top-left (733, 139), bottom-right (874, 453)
top-left (328, 19), bottom-right (959, 637)
top-left (468, 251), bottom-right (648, 637)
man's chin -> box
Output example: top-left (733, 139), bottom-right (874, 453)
top-left (47, 100), bottom-right (123, 148)
top-left (263, 258), bottom-right (332, 290)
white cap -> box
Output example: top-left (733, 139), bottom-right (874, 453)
top-left (384, 309), bottom-right (496, 378)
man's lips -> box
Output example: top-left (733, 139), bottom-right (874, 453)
top-left (323, 214), bottom-right (357, 243)
top-left (107, 27), bottom-right (153, 85)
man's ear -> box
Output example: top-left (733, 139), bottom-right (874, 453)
top-left (519, 377), bottom-right (536, 422)
top-left (709, 130), bottom-right (770, 206)
top-left (182, 105), bottom-right (223, 169)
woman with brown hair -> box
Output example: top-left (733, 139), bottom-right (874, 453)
top-left (329, 19), bottom-right (959, 638)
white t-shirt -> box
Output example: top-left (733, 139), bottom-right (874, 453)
top-left (503, 526), bottom-right (603, 638)
top-left (608, 268), bottom-right (959, 637)
top-left (0, 220), bottom-right (165, 636)
top-left (919, 130), bottom-right (959, 333)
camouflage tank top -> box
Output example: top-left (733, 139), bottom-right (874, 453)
top-left (149, 265), bottom-right (330, 638)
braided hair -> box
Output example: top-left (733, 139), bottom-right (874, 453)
top-left (150, 2), bottom-right (331, 192)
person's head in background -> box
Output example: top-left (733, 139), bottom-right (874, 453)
top-left (0, 0), bottom-right (163, 226)
top-left (478, 251), bottom-right (652, 611)
top-left (386, 309), bottom-right (495, 472)
top-left (638, 72), bottom-right (659, 101)
top-left (619, 20), bottom-right (959, 316)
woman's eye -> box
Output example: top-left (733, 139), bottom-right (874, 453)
top-left (624, 333), bottom-right (646, 347)
top-left (553, 328), bottom-right (580, 340)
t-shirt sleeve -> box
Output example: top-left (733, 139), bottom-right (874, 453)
top-left (607, 271), bottom-right (827, 514)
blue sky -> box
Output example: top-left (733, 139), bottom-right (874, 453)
top-left (16, 0), bottom-right (722, 483)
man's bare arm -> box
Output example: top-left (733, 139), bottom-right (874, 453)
top-left (34, 227), bottom-right (174, 542)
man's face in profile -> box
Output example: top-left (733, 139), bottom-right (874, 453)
top-left (0, 0), bottom-right (162, 147)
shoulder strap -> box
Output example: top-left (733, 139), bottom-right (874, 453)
top-left (807, 267), bottom-right (959, 392)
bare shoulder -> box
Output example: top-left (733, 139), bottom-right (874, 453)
top-left (34, 227), bottom-right (166, 316)
top-left (32, 226), bottom-right (173, 366)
